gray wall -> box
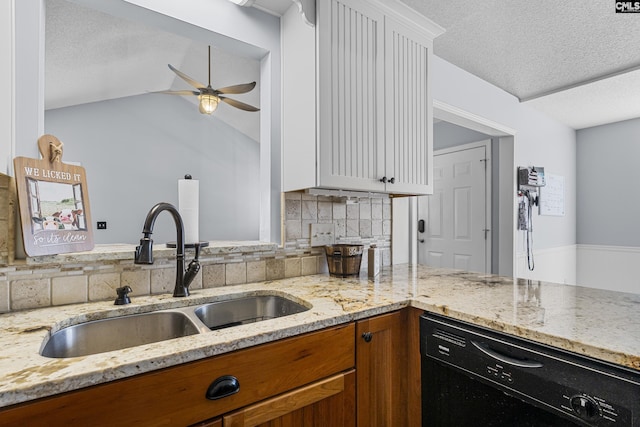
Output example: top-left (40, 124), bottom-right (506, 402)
top-left (45, 93), bottom-right (260, 244)
top-left (433, 55), bottom-right (576, 257)
top-left (576, 118), bottom-right (640, 246)
top-left (8, 0), bottom-right (282, 243)
top-left (434, 121), bottom-right (491, 150)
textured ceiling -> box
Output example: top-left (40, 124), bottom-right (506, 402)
top-left (46, 0), bottom-right (640, 131)
top-left (404, 1), bottom-right (640, 99)
top-left (400, 0), bottom-right (640, 129)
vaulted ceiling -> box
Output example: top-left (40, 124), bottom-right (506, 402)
top-left (45, 0), bottom-right (261, 142)
top-left (46, 0), bottom-right (640, 131)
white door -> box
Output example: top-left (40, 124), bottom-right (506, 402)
top-left (418, 143), bottom-right (489, 272)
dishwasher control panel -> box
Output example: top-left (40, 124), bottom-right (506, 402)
top-left (421, 313), bottom-right (640, 427)
top-left (486, 363), bottom-right (514, 384)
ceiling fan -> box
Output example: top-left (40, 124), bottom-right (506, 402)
top-left (157, 46), bottom-right (259, 115)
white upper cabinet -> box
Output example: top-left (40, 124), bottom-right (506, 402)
top-left (282, 0), bottom-right (443, 195)
top-left (317, 0), bottom-right (386, 193)
top-left (383, 17), bottom-right (434, 194)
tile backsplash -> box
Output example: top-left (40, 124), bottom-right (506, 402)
top-left (283, 191), bottom-right (392, 267)
top-left (0, 191), bottom-right (392, 313)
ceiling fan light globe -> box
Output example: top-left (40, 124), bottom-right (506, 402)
top-left (199, 94), bottom-right (219, 115)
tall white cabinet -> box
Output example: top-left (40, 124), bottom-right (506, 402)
top-left (316, 0), bottom-right (386, 193)
top-left (283, 0), bottom-right (443, 195)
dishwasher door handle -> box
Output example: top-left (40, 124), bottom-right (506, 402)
top-left (471, 340), bottom-right (544, 368)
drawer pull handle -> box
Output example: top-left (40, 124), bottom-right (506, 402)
top-left (362, 332), bottom-right (373, 342)
top-left (206, 375), bottom-right (240, 400)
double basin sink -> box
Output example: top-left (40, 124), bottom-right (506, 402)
top-left (41, 294), bottom-right (310, 358)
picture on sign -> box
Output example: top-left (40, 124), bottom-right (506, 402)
top-left (27, 180), bottom-right (87, 232)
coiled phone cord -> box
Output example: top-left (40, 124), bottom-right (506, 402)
top-left (518, 190), bottom-right (535, 271)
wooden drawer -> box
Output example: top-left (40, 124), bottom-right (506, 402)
top-left (0, 323), bottom-right (355, 426)
top-left (223, 370), bottom-right (356, 427)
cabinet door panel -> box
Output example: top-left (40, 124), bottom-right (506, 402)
top-left (224, 370), bottom-right (356, 427)
top-left (356, 310), bottom-right (407, 426)
top-left (384, 17), bottom-right (433, 195)
top-left (318, 0), bottom-right (386, 192)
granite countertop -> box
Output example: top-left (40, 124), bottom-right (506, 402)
top-left (22, 241), bottom-right (278, 264)
top-left (1, 264), bottom-right (639, 408)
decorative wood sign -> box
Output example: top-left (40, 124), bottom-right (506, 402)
top-left (13, 134), bottom-right (94, 256)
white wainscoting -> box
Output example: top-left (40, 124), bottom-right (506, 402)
top-left (515, 245), bottom-right (577, 285)
top-left (577, 245), bottom-right (640, 294)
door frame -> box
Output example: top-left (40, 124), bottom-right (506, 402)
top-left (394, 100), bottom-right (517, 276)
top-left (423, 139), bottom-right (492, 273)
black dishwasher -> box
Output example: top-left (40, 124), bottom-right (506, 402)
top-left (420, 313), bottom-right (640, 427)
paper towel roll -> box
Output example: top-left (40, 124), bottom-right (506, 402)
top-left (178, 177), bottom-right (199, 244)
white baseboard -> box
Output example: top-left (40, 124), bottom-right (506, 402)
top-left (577, 245), bottom-right (640, 294)
top-left (515, 245), bottom-right (577, 285)
top-left (515, 244), bottom-right (640, 294)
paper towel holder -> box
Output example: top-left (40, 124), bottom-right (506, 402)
top-left (170, 174), bottom-right (208, 249)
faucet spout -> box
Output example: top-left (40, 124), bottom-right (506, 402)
top-left (134, 202), bottom-right (199, 297)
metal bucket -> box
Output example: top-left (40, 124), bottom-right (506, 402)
top-left (324, 244), bottom-right (363, 277)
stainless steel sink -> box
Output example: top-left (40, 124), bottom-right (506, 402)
top-left (41, 311), bottom-right (200, 358)
top-left (194, 295), bottom-right (309, 331)
top-left (40, 294), bottom-right (310, 358)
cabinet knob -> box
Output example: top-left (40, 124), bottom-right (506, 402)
top-left (206, 375), bottom-right (240, 400)
top-left (362, 332), bottom-right (373, 343)
top-left (389, 177), bottom-right (395, 184)
top-left (380, 176), bottom-right (395, 184)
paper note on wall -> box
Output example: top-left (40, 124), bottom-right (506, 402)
top-left (540, 174), bottom-right (564, 216)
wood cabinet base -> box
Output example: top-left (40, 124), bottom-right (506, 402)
top-left (0, 324), bottom-right (354, 426)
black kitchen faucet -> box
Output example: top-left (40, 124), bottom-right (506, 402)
top-left (134, 202), bottom-right (201, 297)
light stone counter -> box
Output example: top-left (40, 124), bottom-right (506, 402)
top-left (0, 264), bottom-right (639, 408)
top-left (23, 241), bottom-right (278, 264)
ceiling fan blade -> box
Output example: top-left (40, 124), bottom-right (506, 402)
top-left (215, 82), bottom-right (257, 95)
top-left (168, 64), bottom-right (206, 89)
top-left (154, 90), bottom-right (200, 96)
top-left (220, 96), bottom-right (260, 112)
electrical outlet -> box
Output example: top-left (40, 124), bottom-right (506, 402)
top-left (97, 221), bottom-right (107, 230)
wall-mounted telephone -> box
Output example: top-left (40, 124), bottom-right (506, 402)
top-left (517, 166), bottom-right (546, 272)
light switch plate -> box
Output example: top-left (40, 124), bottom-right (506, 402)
top-left (310, 223), bottom-right (335, 247)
